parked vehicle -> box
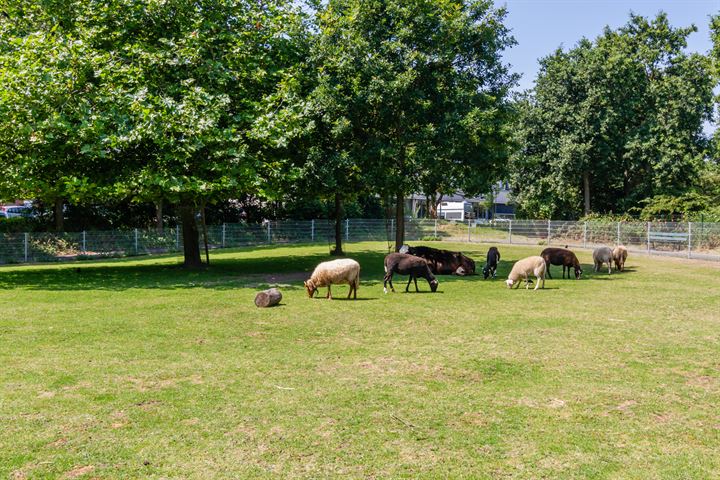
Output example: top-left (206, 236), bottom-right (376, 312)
top-left (0, 205), bottom-right (35, 218)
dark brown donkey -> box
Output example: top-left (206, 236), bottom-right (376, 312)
top-left (540, 247), bottom-right (582, 279)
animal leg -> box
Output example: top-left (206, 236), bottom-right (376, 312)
top-left (405, 276), bottom-right (413, 292)
top-left (354, 281), bottom-right (358, 299)
top-left (608, 263), bottom-right (612, 275)
top-left (546, 264), bottom-right (553, 279)
top-left (326, 285), bottom-right (332, 299)
top-left (347, 283), bottom-right (352, 299)
top-left (384, 273), bottom-right (394, 293)
top-left (414, 277), bottom-right (419, 292)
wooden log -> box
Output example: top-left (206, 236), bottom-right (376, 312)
top-left (254, 288), bottom-right (282, 308)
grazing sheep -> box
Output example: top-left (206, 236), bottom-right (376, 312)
top-left (541, 247), bottom-right (582, 279)
top-left (304, 258), bottom-right (360, 300)
top-left (613, 245), bottom-right (628, 272)
top-left (384, 253), bottom-right (439, 293)
top-left (506, 256), bottom-right (546, 290)
top-left (593, 246), bottom-right (614, 274)
top-left (483, 247), bottom-right (501, 279)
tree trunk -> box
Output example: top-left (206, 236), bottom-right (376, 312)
top-left (332, 192), bottom-right (344, 256)
top-left (583, 171), bottom-right (591, 215)
top-left (200, 202), bottom-right (210, 266)
top-left (254, 288), bottom-right (282, 308)
top-left (54, 198), bottom-right (64, 232)
top-left (255, 288), bottom-right (282, 308)
top-left (179, 201), bottom-right (202, 268)
top-left (426, 193), bottom-right (440, 219)
top-left (155, 200), bottom-right (164, 234)
top-left (394, 191), bottom-right (405, 252)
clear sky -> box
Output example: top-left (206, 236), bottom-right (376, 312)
top-left (501, 0), bottom-right (719, 92)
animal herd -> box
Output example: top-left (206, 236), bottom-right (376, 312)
top-left (303, 244), bottom-right (630, 298)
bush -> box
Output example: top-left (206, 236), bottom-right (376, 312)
top-left (635, 193), bottom-right (711, 221)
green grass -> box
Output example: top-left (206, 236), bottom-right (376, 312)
top-left (1, 241), bottom-right (719, 479)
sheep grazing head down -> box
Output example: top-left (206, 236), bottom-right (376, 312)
top-left (304, 280), bottom-right (317, 298)
top-left (430, 278), bottom-right (439, 292)
top-left (505, 279), bottom-right (514, 288)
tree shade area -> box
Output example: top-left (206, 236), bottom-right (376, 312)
top-left (0, 3), bottom-right (718, 265)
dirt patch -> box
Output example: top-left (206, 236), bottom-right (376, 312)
top-left (548, 398), bottom-right (567, 409)
top-left (652, 412), bottom-right (674, 424)
top-left (616, 400), bottom-right (637, 411)
top-left (686, 375), bottom-right (717, 390)
top-left (125, 375), bottom-right (203, 391)
top-left (47, 437), bottom-right (67, 448)
top-left (61, 465), bottom-right (94, 479)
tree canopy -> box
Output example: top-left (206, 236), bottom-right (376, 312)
top-left (508, 13), bottom-right (715, 219)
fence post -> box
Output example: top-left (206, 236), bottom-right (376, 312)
top-left (345, 218), bottom-right (349, 241)
top-left (175, 227), bottom-right (180, 251)
top-left (24, 232), bottom-right (28, 263)
top-left (267, 222), bottom-right (271, 243)
top-left (509, 220), bottom-right (513, 244)
top-left (547, 219), bottom-right (551, 245)
top-left (688, 222), bottom-right (692, 259)
top-left (222, 223), bottom-right (226, 248)
top-left (311, 219), bottom-right (315, 242)
top-left (647, 222), bottom-right (651, 254)
top-left (583, 222), bottom-right (587, 248)
top-left (617, 222), bottom-right (621, 245)
top-left (82, 230), bottom-right (86, 253)
top-left (134, 228), bottom-right (139, 254)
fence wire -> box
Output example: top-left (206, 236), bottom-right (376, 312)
top-left (1, 219), bottom-right (719, 265)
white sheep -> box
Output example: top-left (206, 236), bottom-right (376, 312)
top-left (506, 256), bottom-right (546, 290)
top-left (593, 246), bottom-right (614, 274)
top-left (304, 258), bottom-right (360, 300)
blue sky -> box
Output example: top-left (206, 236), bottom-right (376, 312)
top-left (501, 0), bottom-right (719, 92)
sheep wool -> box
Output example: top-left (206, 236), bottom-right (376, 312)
top-left (506, 256), bottom-right (546, 290)
top-left (593, 246), bottom-right (614, 274)
top-left (304, 258), bottom-right (361, 300)
top-left (612, 245), bottom-right (628, 272)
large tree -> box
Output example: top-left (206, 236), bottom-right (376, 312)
top-left (283, 0), bottom-right (515, 250)
top-left (0, 2), bottom-right (125, 231)
top-left (0, 0), bottom-right (306, 266)
top-left (509, 13), bottom-right (715, 219)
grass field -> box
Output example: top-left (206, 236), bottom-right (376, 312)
top-left (2, 241), bottom-right (719, 479)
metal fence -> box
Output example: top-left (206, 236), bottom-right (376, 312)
top-left (1, 218), bottom-right (719, 265)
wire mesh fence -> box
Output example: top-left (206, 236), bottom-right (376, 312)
top-left (1, 218), bottom-right (719, 265)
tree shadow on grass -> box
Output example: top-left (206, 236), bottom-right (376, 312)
top-left (0, 247), bottom-right (392, 292)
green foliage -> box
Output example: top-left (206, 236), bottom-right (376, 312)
top-left (282, 0), bottom-right (516, 208)
top-left (509, 13), bottom-right (715, 219)
top-left (636, 193), bottom-right (712, 221)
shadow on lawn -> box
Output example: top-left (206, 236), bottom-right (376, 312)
top-left (0, 247), bottom-right (393, 292)
top-left (0, 246), bottom-right (628, 292)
